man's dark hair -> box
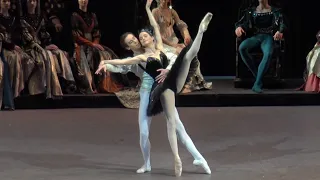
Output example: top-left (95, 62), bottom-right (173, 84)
top-left (120, 32), bottom-right (135, 49)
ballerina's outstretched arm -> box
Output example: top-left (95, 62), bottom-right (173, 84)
top-left (146, 0), bottom-right (163, 51)
top-left (95, 55), bottom-right (147, 74)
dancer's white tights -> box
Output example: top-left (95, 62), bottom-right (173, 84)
top-left (139, 90), bottom-right (205, 168)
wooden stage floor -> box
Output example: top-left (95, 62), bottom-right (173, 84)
top-left (1, 106), bottom-right (320, 179)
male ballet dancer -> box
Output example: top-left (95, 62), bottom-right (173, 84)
top-left (102, 32), bottom-right (211, 174)
top-left (235, 0), bottom-right (285, 93)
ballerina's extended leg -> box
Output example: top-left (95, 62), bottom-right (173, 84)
top-left (158, 12), bottom-right (213, 177)
top-left (174, 12), bottom-right (213, 93)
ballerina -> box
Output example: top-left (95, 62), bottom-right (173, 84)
top-left (96, 0), bottom-right (212, 176)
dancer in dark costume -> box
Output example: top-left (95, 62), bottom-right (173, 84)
top-left (235, 0), bottom-right (285, 93)
top-left (96, 0), bottom-right (212, 176)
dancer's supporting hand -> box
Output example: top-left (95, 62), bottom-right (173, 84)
top-left (156, 68), bottom-right (169, 83)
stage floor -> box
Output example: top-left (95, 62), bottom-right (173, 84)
top-left (1, 106), bottom-right (320, 180)
top-left (13, 78), bottom-right (320, 109)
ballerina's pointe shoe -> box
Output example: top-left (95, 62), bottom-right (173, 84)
top-left (136, 165), bottom-right (151, 174)
top-left (193, 159), bottom-right (211, 174)
top-left (200, 12), bottom-right (213, 32)
top-left (175, 159), bottom-right (182, 177)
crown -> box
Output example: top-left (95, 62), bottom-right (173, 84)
top-left (139, 27), bottom-right (154, 36)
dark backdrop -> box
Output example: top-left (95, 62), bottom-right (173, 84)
top-left (68, 0), bottom-right (314, 78)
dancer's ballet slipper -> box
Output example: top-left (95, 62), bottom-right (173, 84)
top-left (200, 12), bottom-right (213, 32)
top-left (193, 159), bottom-right (211, 174)
top-left (175, 158), bottom-right (182, 177)
top-left (136, 165), bottom-right (151, 174)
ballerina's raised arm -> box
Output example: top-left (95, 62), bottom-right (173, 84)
top-left (145, 0), bottom-right (163, 51)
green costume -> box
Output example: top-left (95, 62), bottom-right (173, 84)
top-left (235, 7), bottom-right (286, 92)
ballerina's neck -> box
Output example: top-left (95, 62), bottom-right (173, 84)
top-left (145, 47), bottom-right (157, 53)
top-left (133, 49), bottom-right (145, 56)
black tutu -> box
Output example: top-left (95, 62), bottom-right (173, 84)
top-left (146, 44), bottom-right (192, 117)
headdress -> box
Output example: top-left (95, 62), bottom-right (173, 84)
top-left (139, 27), bottom-right (154, 36)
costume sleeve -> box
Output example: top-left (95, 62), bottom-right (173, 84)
top-left (277, 9), bottom-right (286, 33)
top-left (106, 64), bottom-right (132, 74)
top-left (235, 10), bottom-right (250, 31)
top-left (165, 52), bottom-right (177, 70)
top-left (39, 16), bottom-right (52, 46)
top-left (20, 20), bottom-right (36, 45)
top-left (106, 56), bottom-right (140, 74)
top-left (71, 12), bottom-right (94, 47)
top-left (0, 27), bottom-right (15, 50)
top-left (92, 13), bottom-right (101, 44)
